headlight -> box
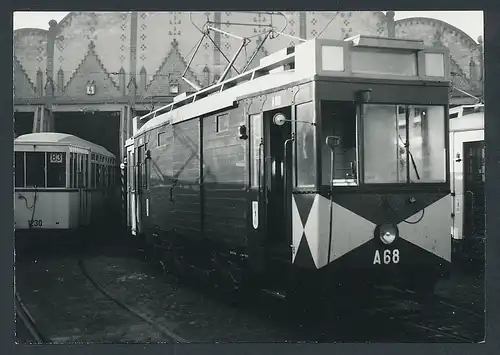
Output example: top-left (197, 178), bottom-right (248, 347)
top-left (378, 224), bottom-right (398, 245)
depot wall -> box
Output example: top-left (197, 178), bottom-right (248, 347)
top-left (14, 11), bottom-right (483, 104)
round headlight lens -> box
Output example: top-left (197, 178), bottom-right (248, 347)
top-left (379, 224), bottom-right (397, 245)
top-left (381, 231), bottom-right (396, 244)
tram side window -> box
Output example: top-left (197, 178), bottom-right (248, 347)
top-left (69, 153), bottom-right (74, 188)
top-left (137, 148), bottom-right (143, 191)
top-left (142, 146), bottom-right (148, 190)
top-left (96, 163), bottom-right (102, 188)
top-left (130, 151), bottom-right (136, 190)
top-left (78, 154), bottom-right (84, 188)
top-left (74, 153), bottom-right (78, 188)
top-left (296, 102), bottom-right (316, 187)
top-left (103, 164), bottom-right (108, 187)
top-left (15, 152), bottom-right (25, 187)
top-left (47, 152), bottom-right (66, 187)
top-left (91, 162), bottom-right (96, 188)
top-left (83, 154), bottom-right (88, 188)
top-left (250, 114), bottom-right (263, 188)
top-left (83, 156), bottom-right (87, 186)
top-left (26, 152), bottom-right (46, 187)
top-left (320, 101), bottom-right (358, 185)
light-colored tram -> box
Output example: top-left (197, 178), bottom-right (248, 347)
top-left (14, 133), bottom-right (119, 235)
top-left (449, 104), bottom-right (485, 260)
top-left (126, 34), bottom-right (452, 300)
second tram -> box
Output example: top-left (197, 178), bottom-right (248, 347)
top-left (14, 133), bottom-right (119, 236)
top-left (449, 104), bottom-right (485, 261)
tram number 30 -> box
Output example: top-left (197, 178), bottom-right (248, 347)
top-left (373, 249), bottom-right (400, 265)
top-left (28, 220), bottom-right (43, 227)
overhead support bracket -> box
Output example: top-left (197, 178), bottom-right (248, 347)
top-left (241, 30), bottom-right (272, 73)
top-left (217, 37), bottom-right (250, 84)
top-left (181, 32), bottom-right (207, 92)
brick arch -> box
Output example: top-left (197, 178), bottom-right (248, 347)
top-left (394, 17), bottom-right (481, 87)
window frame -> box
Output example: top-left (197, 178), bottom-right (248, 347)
top-left (46, 151), bottom-right (67, 188)
top-left (360, 102), bottom-right (448, 186)
top-left (319, 100), bottom-right (361, 187)
top-left (294, 101), bottom-right (317, 188)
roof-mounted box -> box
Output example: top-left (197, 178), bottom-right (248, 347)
top-left (344, 34), bottom-right (425, 51)
top-left (293, 35), bottom-right (450, 82)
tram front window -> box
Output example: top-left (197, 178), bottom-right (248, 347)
top-left (363, 104), bottom-right (446, 184)
top-left (321, 101), bottom-right (358, 185)
top-left (47, 152), bottom-right (66, 187)
top-left (25, 152), bottom-right (46, 187)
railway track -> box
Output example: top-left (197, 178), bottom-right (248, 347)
top-left (360, 286), bottom-right (483, 342)
top-left (403, 320), bottom-right (476, 342)
top-left (390, 286), bottom-right (484, 318)
top-left (77, 259), bottom-right (189, 343)
top-left (15, 291), bottom-right (47, 343)
top-left (16, 255), bottom-right (189, 343)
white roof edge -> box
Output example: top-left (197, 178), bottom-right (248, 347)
top-left (136, 70), bottom-right (304, 136)
top-left (449, 112), bottom-right (484, 132)
top-left (15, 132), bottom-right (115, 158)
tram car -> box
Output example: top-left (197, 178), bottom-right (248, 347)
top-left (449, 104), bottom-right (485, 261)
top-left (14, 133), bottom-right (119, 237)
top-left (126, 34), bottom-right (452, 299)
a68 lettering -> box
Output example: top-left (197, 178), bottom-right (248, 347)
top-left (373, 249), bottom-right (400, 265)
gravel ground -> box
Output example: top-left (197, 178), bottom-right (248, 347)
top-left (15, 256), bottom-right (166, 343)
top-left (13, 236), bottom-right (485, 344)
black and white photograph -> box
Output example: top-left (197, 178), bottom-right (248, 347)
top-left (12, 10), bottom-right (485, 344)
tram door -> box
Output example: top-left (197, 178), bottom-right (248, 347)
top-left (264, 108), bottom-right (292, 250)
top-left (126, 145), bottom-right (137, 235)
top-left (463, 141), bottom-right (485, 240)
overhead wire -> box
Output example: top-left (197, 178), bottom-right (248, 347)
top-left (315, 12), bottom-right (339, 39)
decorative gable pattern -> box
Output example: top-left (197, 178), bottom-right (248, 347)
top-left (13, 28), bottom-right (48, 87)
top-left (13, 57), bottom-right (37, 98)
top-left (63, 41), bottom-right (121, 98)
top-left (146, 39), bottom-right (202, 96)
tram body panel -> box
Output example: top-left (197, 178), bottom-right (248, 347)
top-left (129, 36), bottom-right (453, 294)
top-left (15, 190), bottom-right (73, 229)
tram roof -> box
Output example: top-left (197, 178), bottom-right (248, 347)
top-left (15, 133), bottom-right (115, 157)
top-left (449, 111), bottom-right (484, 132)
top-left (135, 34), bottom-right (450, 137)
top-left (137, 69), bottom-right (302, 134)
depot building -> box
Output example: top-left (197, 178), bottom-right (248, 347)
top-left (13, 11), bottom-right (484, 160)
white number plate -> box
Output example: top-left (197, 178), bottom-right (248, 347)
top-left (373, 249), bottom-right (400, 265)
top-left (50, 153), bottom-right (63, 163)
top-left (28, 220), bottom-right (43, 228)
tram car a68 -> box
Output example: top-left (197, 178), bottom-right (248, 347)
top-left (14, 133), bottom-right (119, 238)
top-left (127, 35), bottom-right (452, 299)
top-left (449, 104), bottom-right (485, 261)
